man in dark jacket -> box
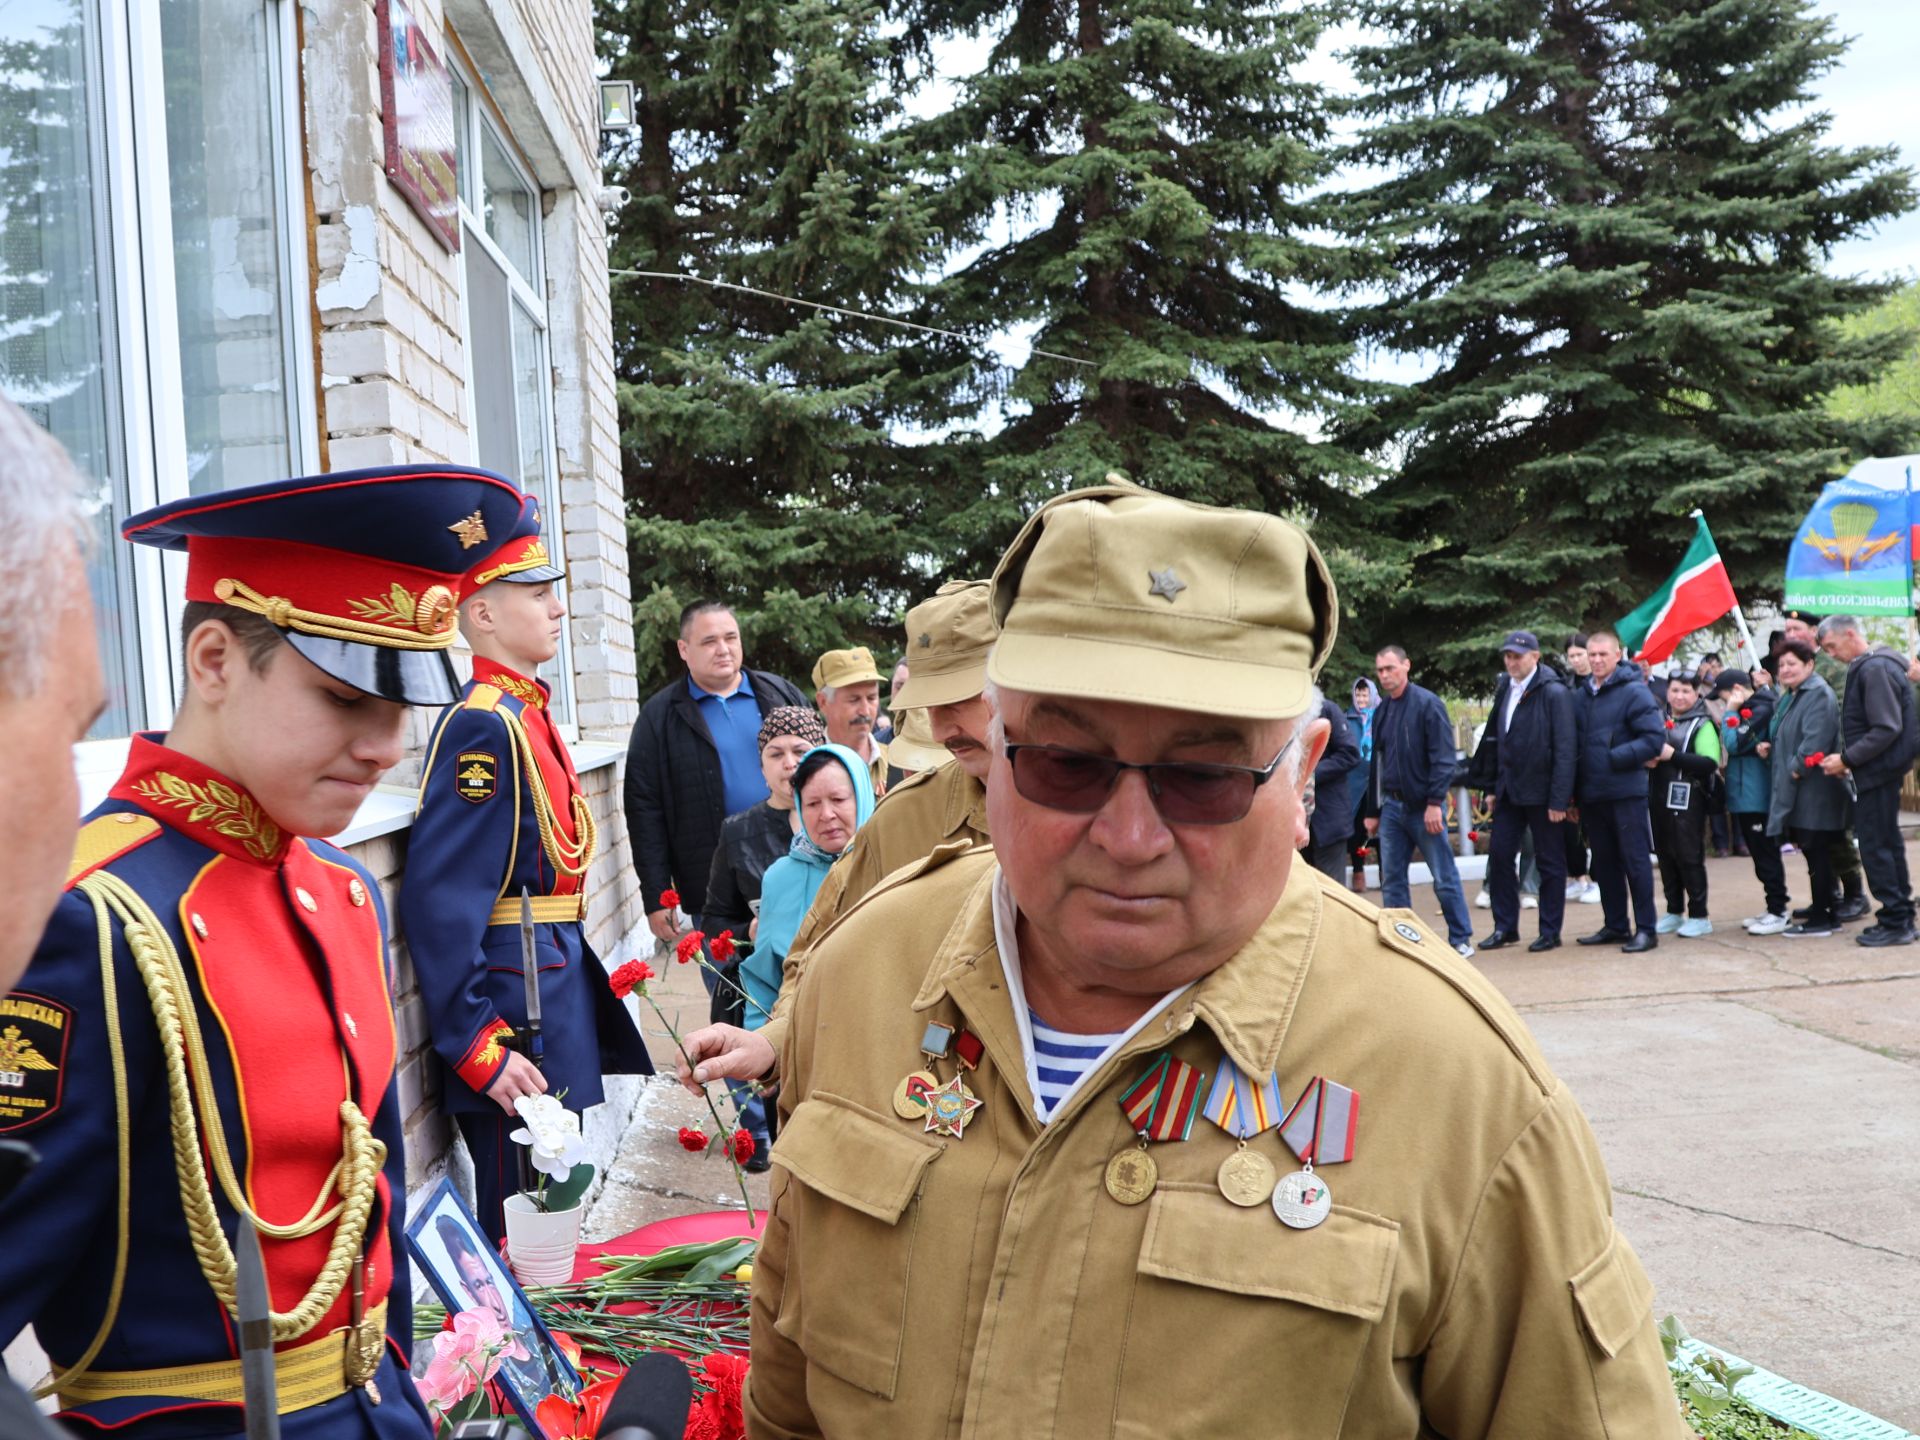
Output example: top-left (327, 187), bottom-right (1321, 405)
top-left (1481, 632), bottom-right (1578, 953)
top-left (1303, 696), bottom-right (1361, 882)
top-left (1783, 609), bottom-right (1870, 920)
top-left (1573, 630), bottom-right (1668, 953)
top-left (1366, 646), bottom-right (1475, 954)
top-left (624, 601), bottom-right (808, 945)
top-left (1816, 616), bottom-right (1919, 946)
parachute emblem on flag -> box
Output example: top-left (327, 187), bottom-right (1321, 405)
top-left (1802, 501), bottom-right (1901, 574)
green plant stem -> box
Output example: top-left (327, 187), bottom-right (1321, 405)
top-left (637, 987), bottom-right (757, 1222)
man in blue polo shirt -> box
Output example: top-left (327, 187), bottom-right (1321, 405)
top-left (624, 600), bottom-right (808, 949)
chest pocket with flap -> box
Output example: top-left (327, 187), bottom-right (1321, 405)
top-left (770, 1093), bottom-right (942, 1399)
top-left (1114, 1184), bottom-right (1401, 1439)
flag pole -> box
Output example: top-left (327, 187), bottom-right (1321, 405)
top-left (1690, 508), bottom-right (1759, 669)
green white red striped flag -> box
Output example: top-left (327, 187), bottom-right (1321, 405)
top-left (1616, 513), bottom-right (1738, 664)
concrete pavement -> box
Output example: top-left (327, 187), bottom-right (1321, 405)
top-left (588, 845), bottom-right (1920, 1427)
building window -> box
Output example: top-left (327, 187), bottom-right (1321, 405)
top-left (449, 51), bottom-right (574, 726)
top-left (0, 0), bottom-right (313, 741)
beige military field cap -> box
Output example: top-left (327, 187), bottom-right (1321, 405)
top-left (885, 706), bottom-right (954, 772)
top-left (987, 485), bottom-right (1338, 720)
top-left (892, 580), bottom-right (992, 709)
top-left (812, 646), bottom-right (883, 692)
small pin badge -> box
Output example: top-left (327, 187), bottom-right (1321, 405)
top-left (917, 632), bottom-right (932, 648)
top-left (1147, 567), bottom-right (1187, 602)
top-left (1393, 921), bottom-right (1422, 945)
top-left (343, 1012), bottom-right (358, 1038)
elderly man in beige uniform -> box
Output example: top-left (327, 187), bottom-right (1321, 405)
top-left (732, 486), bottom-right (1685, 1439)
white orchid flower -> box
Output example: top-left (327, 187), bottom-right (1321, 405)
top-left (509, 1093), bottom-right (589, 1181)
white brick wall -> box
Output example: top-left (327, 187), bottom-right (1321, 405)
top-left (301, 0), bottom-right (642, 1202)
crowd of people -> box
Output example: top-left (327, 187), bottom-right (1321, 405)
top-left (1310, 618), bottom-right (1920, 957)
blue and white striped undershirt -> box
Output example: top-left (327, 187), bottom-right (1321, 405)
top-left (1028, 1014), bottom-right (1127, 1120)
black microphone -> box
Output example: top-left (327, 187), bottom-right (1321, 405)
top-left (598, 1350), bottom-right (695, 1440)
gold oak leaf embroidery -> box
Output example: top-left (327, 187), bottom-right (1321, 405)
top-left (492, 674), bottom-right (544, 707)
top-left (347, 582), bottom-right (421, 630)
top-left (134, 773), bottom-right (283, 860)
top-left (0, 1027), bottom-right (55, 1073)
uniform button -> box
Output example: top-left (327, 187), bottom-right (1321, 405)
top-left (348, 878), bottom-right (367, 908)
top-left (115, 813), bottom-right (139, 825)
top-left (296, 887), bottom-right (318, 912)
top-left (191, 914), bottom-right (208, 940)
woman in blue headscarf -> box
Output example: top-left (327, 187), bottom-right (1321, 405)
top-left (745, 743), bottom-right (877, 1026)
top-left (1346, 677), bottom-right (1381, 892)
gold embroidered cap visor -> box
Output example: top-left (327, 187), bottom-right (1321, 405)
top-left (122, 464), bottom-right (529, 707)
top-left (812, 646), bottom-right (884, 692)
top-left (893, 579), bottom-right (994, 710)
top-left (987, 484), bottom-right (1338, 722)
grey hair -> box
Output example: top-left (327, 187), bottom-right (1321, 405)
top-left (982, 676), bottom-right (1324, 788)
top-left (818, 685), bottom-right (837, 703)
top-left (0, 398), bottom-right (92, 697)
top-left (1815, 615), bottom-right (1865, 642)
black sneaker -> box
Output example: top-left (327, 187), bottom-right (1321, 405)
top-left (1783, 919), bottom-right (1837, 938)
top-left (1834, 895), bottom-right (1872, 924)
top-left (1857, 924), bottom-right (1917, 948)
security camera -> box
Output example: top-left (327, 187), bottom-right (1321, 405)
top-left (597, 185), bottom-right (630, 214)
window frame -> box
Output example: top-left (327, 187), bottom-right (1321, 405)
top-left (445, 47), bottom-right (578, 736)
top-left (64, 0), bottom-right (318, 804)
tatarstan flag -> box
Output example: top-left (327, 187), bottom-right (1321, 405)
top-left (1616, 513), bottom-right (1738, 664)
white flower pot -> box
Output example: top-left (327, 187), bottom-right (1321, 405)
top-left (503, 1193), bottom-right (583, 1288)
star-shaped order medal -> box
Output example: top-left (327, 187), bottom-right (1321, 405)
top-left (1147, 566), bottom-right (1187, 601)
top-left (922, 1073), bottom-right (984, 1138)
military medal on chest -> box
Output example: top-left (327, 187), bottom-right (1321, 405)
top-left (1271, 1076), bottom-right (1360, 1230)
top-left (896, 1020), bottom-right (986, 1138)
top-left (1106, 1052), bottom-right (1203, 1205)
top-left (1202, 1060), bottom-right (1287, 1206)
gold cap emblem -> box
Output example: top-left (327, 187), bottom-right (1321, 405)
top-left (449, 511), bottom-right (490, 550)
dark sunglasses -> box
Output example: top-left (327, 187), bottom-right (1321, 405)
top-left (1004, 736), bottom-right (1298, 826)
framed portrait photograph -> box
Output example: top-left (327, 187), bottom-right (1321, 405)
top-left (406, 1176), bottom-right (580, 1427)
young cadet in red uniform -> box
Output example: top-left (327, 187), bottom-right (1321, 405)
top-left (0, 466), bottom-right (527, 1438)
top-left (400, 502), bottom-right (652, 1245)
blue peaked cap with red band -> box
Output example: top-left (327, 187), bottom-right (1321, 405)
top-left (123, 464), bottom-right (529, 706)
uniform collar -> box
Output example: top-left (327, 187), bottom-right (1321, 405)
top-left (913, 855), bottom-right (1322, 1087)
top-left (110, 732), bottom-right (291, 866)
top-left (941, 764), bottom-right (989, 841)
top-left (472, 654), bottom-right (548, 709)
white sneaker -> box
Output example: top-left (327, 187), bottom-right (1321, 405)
top-left (1454, 942), bottom-right (1477, 957)
top-left (1578, 883), bottom-right (1602, 904)
top-left (1677, 916), bottom-right (1713, 938)
top-left (1475, 890), bottom-right (1492, 909)
top-left (1565, 878), bottom-right (1587, 896)
top-left (1521, 895), bottom-right (1539, 909)
top-left (1747, 913), bottom-right (1788, 936)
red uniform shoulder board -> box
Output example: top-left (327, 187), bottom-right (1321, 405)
top-left (455, 751), bottom-right (498, 803)
top-left (0, 994), bottom-right (72, 1133)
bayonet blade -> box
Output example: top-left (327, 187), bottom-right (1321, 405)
top-left (520, 887), bottom-right (543, 1066)
top-left (235, 1217), bottom-right (281, 1440)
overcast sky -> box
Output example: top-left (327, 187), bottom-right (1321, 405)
top-left (1804, 0), bottom-right (1919, 281)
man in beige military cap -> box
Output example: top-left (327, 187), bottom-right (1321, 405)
top-left (727, 485), bottom-right (1686, 1439)
top-left (683, 579), bottom-right (995, 1090)
top-left (811, 645), bottom-right (893, 795)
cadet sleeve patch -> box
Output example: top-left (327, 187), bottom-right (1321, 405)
top-left (0, 994), bottom-right (72, 1133)
top-left (454, 751), bottom-right (498, 804)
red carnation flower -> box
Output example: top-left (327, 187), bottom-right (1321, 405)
top-left (1723, 714), bottom-right (1739, 727)
top-left (675, 930), bottom-right (706, 965)
top-left (609, 958), bottom-right (654, 998)
top-left (1468, 829), bottom-right (1480, 843)
top-left (677, 1126), bottom-right (709, 1153)
top-left (659, 889), bottom-right (681, 909)
top-left (1664, 718), bottom-right (1675, 729)
top-left (1805, 752), bottom-right (1826, 768)
top-left (1740, 708), bottom-right (1753, 720)
top-left (732, 1129), bottom-right (755, 1164)
top-left (710, 930), bottom-right (738, 964)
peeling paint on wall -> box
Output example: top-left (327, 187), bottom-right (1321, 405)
top-left (316, 205), bottom-right (379, 313)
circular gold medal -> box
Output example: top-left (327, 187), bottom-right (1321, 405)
top-left (893, 1070), bottom-right (939, 1119)
top-left (1216, 1146), bottom-right (1276, 1207)
top-left (1104, 1146), bottom-right (1158, 1206)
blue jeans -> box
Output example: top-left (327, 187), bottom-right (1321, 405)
top-left (1378, 797), bottom-right (1473, 947)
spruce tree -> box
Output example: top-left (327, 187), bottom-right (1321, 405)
top-left (1337, 0), bottom-right (1914, 692)
top-left (897, 0), bottom-right (1367, 575)
top-left (598, 0), bottom-right (939, 693)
